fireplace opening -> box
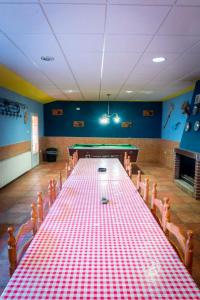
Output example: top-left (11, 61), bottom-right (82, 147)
top-left (179, 155), bottom-right (195, 186)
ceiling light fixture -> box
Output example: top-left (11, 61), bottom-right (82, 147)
top-left (41, 56), bottom-right (55, 62)
top-left (64, 89), bottom-right (77, 94)
top-left (152, 56), bottom-right (166, 63)
top-left (126, 90), bottom-right (134, 94)
top-left (99, 94), bottom-right (120, 125)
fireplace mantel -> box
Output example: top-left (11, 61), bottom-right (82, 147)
top-left (175, 148), bottom-right (200, 161)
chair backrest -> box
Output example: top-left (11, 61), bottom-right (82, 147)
top-left (66, 162), bottom-right (72, 178)
top-left (37, 191), bottom-right (52, 226)
top-left (164, 221), bottom-right (193, 273)
top-left (8, 203), bottom-right (37, 277)
top-left (48, 178), bottom-right (56, 204)
top-left (124, 152), bottom-right (128, 169)
top-left (59, 171), bottom-right (62, 191)
top-left (136, 170), bottom-right (149, 204)
top-left (151, 183), bottom-right (170, 229)
top-left (72, 150), bottom-right (78, 167)
top-left (123, 152), bottom-right (133, 177)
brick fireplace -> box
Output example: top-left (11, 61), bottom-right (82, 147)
top-left (174, 148), bottom-right (200, 200)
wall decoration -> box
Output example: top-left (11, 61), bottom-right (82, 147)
top-left (163, 103), bottom-right (174, 128)
top-left (0, 98), bottom-right (28, 120)
top-left (73, 121), bottom-right (85, 127)
top-left (192, 105), bottom-right (199, 115)
top-left (194, 121), bottom-right (200, 132)
top-left (194, 94), bottom-right (200, 105)
top-left (121, 121), bottom-right (132, 128)
top-left (51, 109), bottom-right (63, 116)
top-left (143, 110), bottom-right (154, 117)
top-left (181, 101), bottom-right (190, 116)
top-left (185, 121), bottom-right (191, 132)
top-left (174, 122), bottom-right (181, 130)
top-left (24, 110), bottom-right (28, 124)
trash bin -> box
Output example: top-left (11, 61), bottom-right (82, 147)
top-left (46, 148), bottom-right (58, 162)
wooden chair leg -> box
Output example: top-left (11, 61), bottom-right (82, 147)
top-left (48, 179), bottom-right (54, 205)
top-left (136, 170), bottom-right (141, 191)
top-left (143, 178), bottom-right (149, 205)
top-left (37, 192), bottom-right (43, 228)
top-left (185, 230), bottom-right (193, 273)
top-left (31, 203), bottom-right (37, 235)
top-left (151, 183), bottom-right (157, 213)
top-left (8, 227), bottom-right (17, 277)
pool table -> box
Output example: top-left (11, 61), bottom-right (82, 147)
top-left (68, 144), bottom-right (139, 164)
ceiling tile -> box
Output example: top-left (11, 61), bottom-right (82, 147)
top-left (159, 6), bottom-right (200, 35)
top-left (107, 5), bottom-right (170, 34)
top-left (0, 4), bottom-right (51, 34)
top-left (146, 53), bottom-right (200, 87)
top-left (109, 0), bottom-right (175, 4)
top-left (101, 53), bottom-right (140, 90)
top-left (176, 0), bottom-right (200, 5)
top-left (9, 34), bottom-right (79, 89)
top-left (147, 35), bottom-right (200, 53)
top-left (105, 35), bottom-right (152, 53)
top-left (67, 53), bottom-right (102, 90)
top-left (0, 0), bottom-right (38, 2)
top-left (82, 90), bottom-right (100, 100)
top-left (43, 3), bottom-right (106, 34)
top-left (0, 33), bottom-right (52, 86)
top-left (58, 34), bottom-right (104, 53)
top-left (42, 0), bottom-right (106, 2)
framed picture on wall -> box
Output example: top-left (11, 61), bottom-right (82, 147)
top-left (51, 109), bottom-right (63, 116)
top-left (121, 121), bottom-right (132, 128)
top-left (73, 121), bottom-right (85, 127)
top-left (143, 110), bottom-right (154, 117)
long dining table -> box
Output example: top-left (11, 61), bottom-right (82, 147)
top-left (1, 158), bottom-right (200, 299)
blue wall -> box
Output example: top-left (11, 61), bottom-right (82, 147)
top-left (0, 88), bottom-right (43, 147)
top-left (161, 91), bottom-right (193, 142)
top-left (44, 101), bottom-right (162, 138)
top-left (180, 81), bottom-right (200, 152)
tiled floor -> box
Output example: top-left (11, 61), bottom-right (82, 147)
top-left (0, 161), bottom-right (200, 295)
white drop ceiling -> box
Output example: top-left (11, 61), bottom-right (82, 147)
top-left (0, 0), bottom-right (200, 101)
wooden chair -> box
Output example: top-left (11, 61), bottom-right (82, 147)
top-left (124, 152), bottom-right (133, 177)
top-left (72, 150), bottom-right (78, 167)
top-left (164, 220), bottom-right (193, 273)
top-left (48, 178), bottom-right (56, 204)
top-left (37, 192), bottom-right (49, 227)
top-left (8, 203), bottom-right (37, 277)
top-left (59, 171), bottom-right (62, 191)
top-left (66, 162), bottom-right (72, 178)
top-left (151, 183), bottom-right (170, 230)
top-left (136, 170), bottom-right (149, 204)
top-left (124, 152), bottom-right (128, 170)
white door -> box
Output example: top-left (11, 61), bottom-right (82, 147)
top-left (31, 114), bottom-right (39, 168)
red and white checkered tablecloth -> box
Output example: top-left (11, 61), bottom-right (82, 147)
top-left (1, 159), bottom-right (200, 299)
top-left (70, 158), bottom-right (129, 181)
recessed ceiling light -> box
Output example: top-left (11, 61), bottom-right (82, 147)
top-left (41, 56), bottom-right (55, 62)
top-left (152, 57), bottom-right (166, 63)
top-left (126, 90), bottom-right (134, 94)
top-left (64, 89), bottom-right (77, 93)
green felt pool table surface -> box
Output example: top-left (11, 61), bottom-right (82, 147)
top-left (70, 144), bottom-right (139, 150)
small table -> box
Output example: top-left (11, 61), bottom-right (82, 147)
top-left (68, 144), bottom-right (139, 164)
